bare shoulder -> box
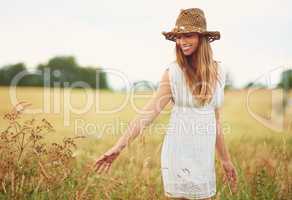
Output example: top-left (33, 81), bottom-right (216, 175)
top-left (158, 68), bottom-right (171, 92)
top-left (214, 60), bottom-right (226, 86)
top-left (162, 67), bottom-right (170, 80)
top-left (159, 61), bottom-right (175, 84)
top-left (161, 60), bottom-right (176, 81)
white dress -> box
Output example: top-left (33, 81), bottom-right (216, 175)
top-left (161, 61), bottom-right (226, 199)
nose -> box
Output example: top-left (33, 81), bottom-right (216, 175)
top-left (176, 36), bottom-right (187, 44)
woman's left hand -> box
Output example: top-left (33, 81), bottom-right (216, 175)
top-left (221, 160), bottom-right (238, 194)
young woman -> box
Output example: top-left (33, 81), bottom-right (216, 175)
top-left (93, 8), bottom-right (237, 200)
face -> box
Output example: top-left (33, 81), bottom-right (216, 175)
top-left (175, 32), bottom-right (200, 56)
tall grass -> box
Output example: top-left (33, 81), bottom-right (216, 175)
top-left (0, 88), bottom-right (291, 199)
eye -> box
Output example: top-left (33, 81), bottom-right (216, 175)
top-left (185, 33), bottom-right (193, 37)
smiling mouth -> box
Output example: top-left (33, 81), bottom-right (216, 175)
top-left (181, 44), bottom-right (192, 51)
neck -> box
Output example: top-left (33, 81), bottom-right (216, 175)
top-left (187, 53), bottom-right (196, 69)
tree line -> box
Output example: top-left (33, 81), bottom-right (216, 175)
top-left (1, 56), bottom-right (291, 90)
top-left (244, 69), bottom-right (292, 89)
top-left (0, 56), bottom-right (111, 90)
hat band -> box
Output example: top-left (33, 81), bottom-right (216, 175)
top-left (172, 25), bottom-right (206, 33)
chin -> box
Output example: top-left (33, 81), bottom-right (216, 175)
top-left (183, 52), bottom-right (193, 56)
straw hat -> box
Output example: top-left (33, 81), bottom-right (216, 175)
top-left (162, 8), bottom-right (220, 43)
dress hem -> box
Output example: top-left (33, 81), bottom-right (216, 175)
top-left (164, 191), bottom-right (216, 200)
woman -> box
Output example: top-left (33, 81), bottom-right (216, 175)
top-left (93, 8), bottom-right (237, 200)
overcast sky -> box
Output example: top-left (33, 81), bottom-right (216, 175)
top-left (1, 0), bottom-right (291, 89)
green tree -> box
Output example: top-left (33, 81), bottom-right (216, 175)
top-left (225, 71), bottom-right (234, 90)
top-left (0, 56), bottom-right (110, 90)
top-left (277, 69), bottom-right (292, 89)
top-left (37, 56), bottom-right (79, 87)
top-left (0, 63), bottom-right (27, 86)
top-left (277, 69), bottom-right (292, 112)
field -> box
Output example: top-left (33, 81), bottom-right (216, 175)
top-left (0, 86), bottom-right (292, 200)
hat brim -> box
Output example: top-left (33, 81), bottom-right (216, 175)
top-left (162, 30), bottom-right (220, 43)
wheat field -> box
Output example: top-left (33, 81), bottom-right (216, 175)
top-left (0, 86), bottom-right (291, 200)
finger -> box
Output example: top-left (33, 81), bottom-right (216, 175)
top-left (91, 160), bottom-right (99, 169)
top-left (231, 175), bottom-right (237, 183)
top-left (105, 163), bottom-right (112, 174)
top-left (231, 183), bottom-right (237, 193)
top-left (94, 163), bottom-right (102, 173)
top-left (93, 155), bottom-right (107, 168)
top-left (231, 176), bottom-right (238, 192)
top-left (227, 173), bottom-right (234, 183)
top-left (95, 155), bottom-right (107, 164)
top-left (94, 160), bottom-right (105, 172)
top-left (94, 159), bottom-right (104, 167)
top-left (228, 171), bottom-right (234, 180)
top-left (96, 163), bottom-right (105, 174)
top-left (231, 170), bottom-right (237, 181)
top-left (92, 159), bottom-right (102, 168)
top-left (233, 170), bottom-right (238, 180)
top-left (225, 172), bottom-right (230, 181)
top-left (228, 174), bottom-right (233, 182)
top-left (97, 163), bottom-right (108, 174)
top-left (100, 163), bottom-right (110, 174)
top-left (87, 161), bottom-right (97, 171)
top-left (233, 182), bottom-right (238, 191)
top-left (223, 174), bottom-right (227, 184)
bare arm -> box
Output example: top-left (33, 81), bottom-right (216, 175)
top-left (215, 107), bottom-right (238, 192)
top-left (114, 69), bottom-right (172, 152)
top-left (215, 107), bottom-right (231, 163)
top-left (93, 69), bottom-right (172, 174)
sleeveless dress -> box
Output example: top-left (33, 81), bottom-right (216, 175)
top-left (161, 61), bottom-right (226, 199)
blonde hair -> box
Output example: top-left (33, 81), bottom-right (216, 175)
top-left (175, 36), bottom-right (222, 107)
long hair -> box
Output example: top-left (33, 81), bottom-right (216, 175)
top-left (175, 35), bottom-right (221, 107)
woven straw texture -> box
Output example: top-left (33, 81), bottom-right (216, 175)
top-left (162, 8), bottom-right (220, 43)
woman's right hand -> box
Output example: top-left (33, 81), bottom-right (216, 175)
top-left (92, 145), bottom-right (122, 174)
